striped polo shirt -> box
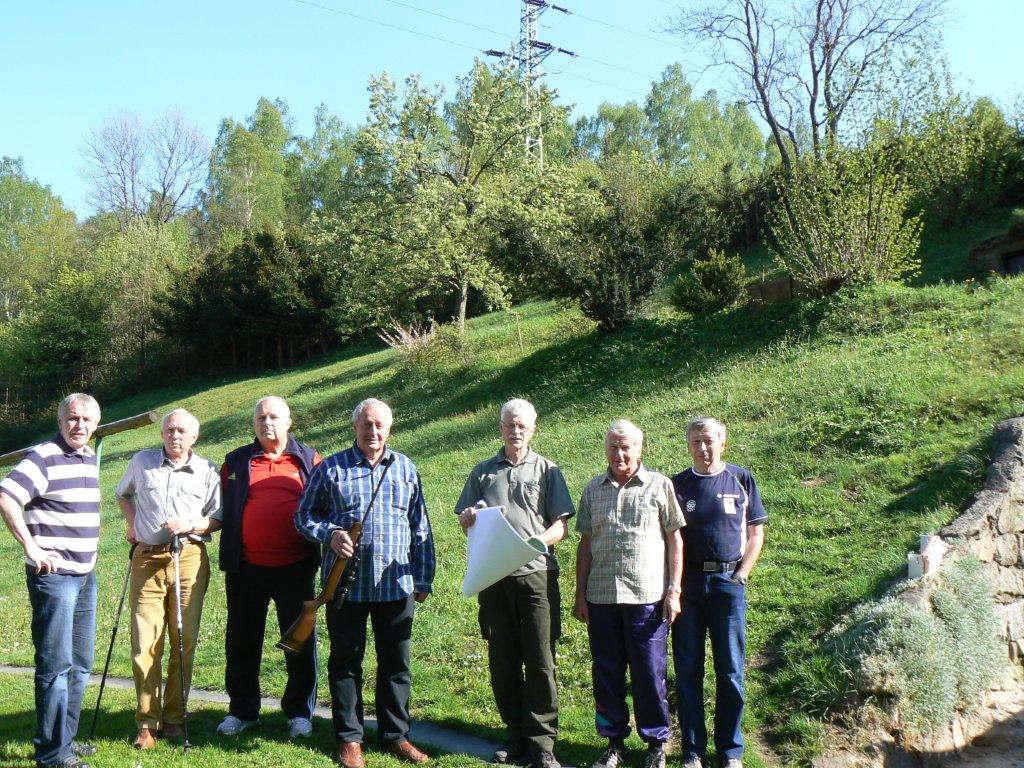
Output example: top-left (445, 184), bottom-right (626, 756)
top-left (0, 435), bottom-right (101, 575)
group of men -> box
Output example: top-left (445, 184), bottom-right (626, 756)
top-left (0, 392), bottom-right (766, 768)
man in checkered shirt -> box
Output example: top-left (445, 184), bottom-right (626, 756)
top-left (573, 419), bottom-right (684, 768)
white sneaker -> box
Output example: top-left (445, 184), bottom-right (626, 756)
top-left (288, 716), bottom-right (313, 738)
top-left (723, 760), bottom-right (743, 768)
top-left (682, 757), bottom-right (703, 768)
top-left (216, 714), bottom-right (258, 735)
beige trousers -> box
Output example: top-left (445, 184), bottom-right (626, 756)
top-left (129, 541), bottom-right (210, 728)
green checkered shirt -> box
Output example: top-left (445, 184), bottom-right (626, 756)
top-left (576, 465), bottom-right (684, 605)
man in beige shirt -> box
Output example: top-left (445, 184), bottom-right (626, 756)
top-left (116, 408), bottom-right (221, 749)
top-left (574, 420), bottom-right (684, 768)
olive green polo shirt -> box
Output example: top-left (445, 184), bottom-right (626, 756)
top-left (456, 447), bottom-right (575, 575)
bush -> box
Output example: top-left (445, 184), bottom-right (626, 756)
top-left (670, 248), bottom-right (748, 315)
top-left (824, 556), bottom-right (1003, 734)
top-left (769, 150), bottom-right (922, 296)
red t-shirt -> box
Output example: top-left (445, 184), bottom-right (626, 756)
top-left (239, 451), bottom-right (321, 567)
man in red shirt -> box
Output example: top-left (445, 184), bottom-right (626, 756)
top-left (216, 396), bottom-right (322, 739)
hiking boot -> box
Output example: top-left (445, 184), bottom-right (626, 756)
top-left (493, 742), bottom-right (530, 765)
top-left (590, 741), bottom-right (627, 768)
top-left (532, 749), bottom-right (561, 768)
top-left (335, 741), bottom-right (364, 768)
top-left (216, 714), bottom-right (259, 736)
top-left (132, 727), bottom-right (156, 750)
top-left (71, 742), bottom-right (97, 757)
top-left (288, 716), bottom-right (313, 738)
top-left (162, 723), bottom-right (183, 741)
top-left (37, 758), bottom-right (91, 768)
top-left (723, 760), bottom-right (743, 768)
top-left (682, 756), bottom-right (703, 768)
top-left (642, 744), bottom-right (666, 768)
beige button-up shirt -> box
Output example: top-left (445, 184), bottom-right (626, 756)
top-left (116, 447), bottom-right (222, 545)
top-left (576, 465), bottom-right (684, 605)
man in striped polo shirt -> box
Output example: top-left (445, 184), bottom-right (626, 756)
top-left (0, 393), bottom-right (102, 768)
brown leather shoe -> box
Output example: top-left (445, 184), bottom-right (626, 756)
top-left (385, 740), bottom-right (429, 764)
top-left (335, 741), bottom-right (365, 768)
top-left (133, 727), bottom-right (156, 750)
top-left (162, 723), bottom-right (183, 741)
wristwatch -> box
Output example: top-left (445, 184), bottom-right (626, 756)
top-left (732, 573), bottom-right (748, 585)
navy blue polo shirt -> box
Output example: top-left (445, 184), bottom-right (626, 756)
top-left (672, 463), bottom-right (767, 566)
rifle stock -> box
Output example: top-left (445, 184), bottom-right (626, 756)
top-left (277, 522), bottom-right (363, 655)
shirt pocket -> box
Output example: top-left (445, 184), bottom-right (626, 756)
top-left (619, 500), bottom-right (660, 535)
top-left (512, 480), bottom-right (542, 515)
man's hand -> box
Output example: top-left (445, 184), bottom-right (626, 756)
top-left (330, 528), bottom-right (355, 558)
top-left (572, 593), bottom-right (589, 624)
top-left (663, 589), bottom-right (681, 625)
top-left (414, 591), bottom-right (429, 603)
top-left (25, 542), bottom-right (59, 575)
top-left (458, 501), bottom-right (486, 534)
top-left (125, 520), bottom-right (138, 544)
top-left (163, 516), bottom-right (195, 536)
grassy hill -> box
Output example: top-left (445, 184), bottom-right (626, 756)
top-left (1, 208), bottom-right (1022, 767)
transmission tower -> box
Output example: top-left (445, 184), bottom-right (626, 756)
top-left (487, 1), bottom-right (572, 167)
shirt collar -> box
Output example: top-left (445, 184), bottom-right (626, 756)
top-left (161, 448), bottom-right (197, 472)
top-left (602, 463), bottom-right (649, 487)
top-left (252, 434), bottom-right (296, 458)
top-left (497, 446), bottom-right (536, 467)
top-left (351, 441), bottom-right (394, 468)
top-left (54, 433), bottom-right (95, 457)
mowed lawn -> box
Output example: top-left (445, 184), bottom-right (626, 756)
top-left (0, 209), bottom-right (1021, 766)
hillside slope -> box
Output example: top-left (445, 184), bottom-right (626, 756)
top-left (1, 211), bottom-right (1022, 765)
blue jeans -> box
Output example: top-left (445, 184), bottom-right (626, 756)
top-left (672, 571), bottom-right (746, 761)
top-left (26, 568), bottom-right (97, 766)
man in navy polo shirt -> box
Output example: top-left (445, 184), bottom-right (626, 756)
top-left (671, 417), bottom-right (766, 768)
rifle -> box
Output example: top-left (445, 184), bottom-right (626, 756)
top-left (277, 521), bottom-right (363, 654)
top-left (277, 456), bottom-right (393, 655)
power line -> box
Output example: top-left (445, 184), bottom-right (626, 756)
top-left (376, 0), bottom-right (507, 38)
top-left (559, 70), bottom-right (647, 99)
top-left (561, 6), bottom-right (687, 52)
top-left (290, 0), bottom-right (481, 54)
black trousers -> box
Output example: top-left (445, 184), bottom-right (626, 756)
top-left (224, 557), bottom-right (318, 721)
top-left (479, 570), bottom-right (561, 752)
top-left (327, 595), bottom-right (415, 745)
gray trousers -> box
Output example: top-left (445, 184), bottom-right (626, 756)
top-left (478, 569), bottom-right (561, 752)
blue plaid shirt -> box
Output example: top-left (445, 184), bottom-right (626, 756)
top-left (294, 443), bottom-right (435, 602)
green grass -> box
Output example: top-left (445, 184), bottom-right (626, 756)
top-left (1, 209), bottom-right (1023, 766)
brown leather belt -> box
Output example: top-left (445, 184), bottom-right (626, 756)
top-left (135, 539), bottom-right (203, 555)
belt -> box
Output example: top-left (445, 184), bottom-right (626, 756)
top-left (135, 539), bottom-right (204, 555)
top-left (700, 560), bottom-right (739, 573)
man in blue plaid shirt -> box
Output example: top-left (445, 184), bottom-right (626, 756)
top-left (295, 398), bottom-right (435, 768)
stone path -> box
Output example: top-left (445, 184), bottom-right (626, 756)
top-left (0, 664), bottom-right (497, 761)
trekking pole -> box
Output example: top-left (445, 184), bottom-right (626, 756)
top-left (170, 536), bottom-right (192, 752)
top-left (86, 544), bottom-right (135, 741)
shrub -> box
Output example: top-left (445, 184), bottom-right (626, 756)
top-left (824, 555), bottom-right (1003, 734)
top-left (669, 248), bottom-right (748, 315)
top-left (769, 150), bottom-right (923, 296)
top-left (381, 319), bottom-right (470, 373)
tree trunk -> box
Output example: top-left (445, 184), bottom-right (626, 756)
top-left (456, 276), bottom-right (469, 335)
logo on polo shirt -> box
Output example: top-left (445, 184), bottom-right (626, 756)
top-left (686, 499), bottom-right (696, 513)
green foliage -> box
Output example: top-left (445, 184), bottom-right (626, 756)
top-left (669, 248), bottom-right (747, 315)
top-left (769, 150), bottom-right (923, 295)
top-left (825, 556), bottom-right (1004, 734)
top-left (7, 266), bottom-right (112, 407)
top-left (0, 157), bottom-right (80, 322)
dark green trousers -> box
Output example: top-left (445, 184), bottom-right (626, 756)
top-left (478, 569), bottom-right (561, 752)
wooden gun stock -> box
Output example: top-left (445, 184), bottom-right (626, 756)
top-left (277, 522), bottom-right (363, 655)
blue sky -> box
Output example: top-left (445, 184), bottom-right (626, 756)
top-left (3, 0), bottom-right (1021, 215)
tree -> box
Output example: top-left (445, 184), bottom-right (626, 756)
top-left (338, 62), bottom-right (566, 333)
top-left (666, 0), bottom-right (947, 167)
top-left (575, 101), bottom-right (654, 160)
top-left (203, 98), bottom-right (293, 243)
top-left (0, 158), bottom-right (79, 321)
top-left (79, 110), bottom-right (208, 227)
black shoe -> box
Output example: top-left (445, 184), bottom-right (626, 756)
top-left (590, 742), bottom-right (628, 768)
top-left (71, 742), bottom-right (97, 757)
top-left (532, 749), bottom-right (561, 768)
top-left (493, 742), bottom-right (530, 765)
top-left (37, 758), bottom-right (91, 768)
top-left (643, 744), bottom-right (666, 768)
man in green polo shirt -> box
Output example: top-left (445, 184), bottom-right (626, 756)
top-left (457, 399), bottom-right (575, 768)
